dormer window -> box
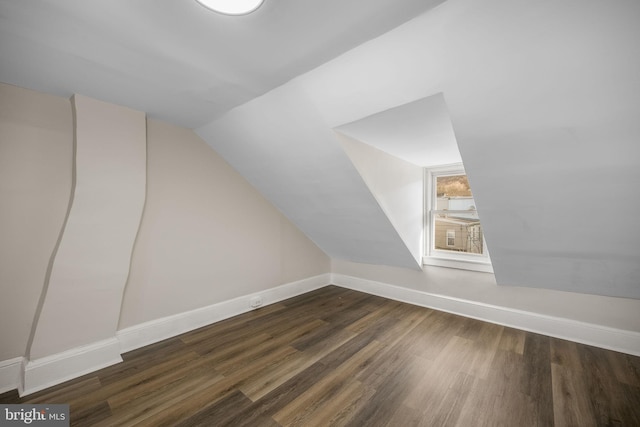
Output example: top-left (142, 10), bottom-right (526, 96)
top-left (424, 165), bottom-right (492, 272)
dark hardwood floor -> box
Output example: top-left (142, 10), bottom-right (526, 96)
top-left (2, 285), bottom-right (639, 426)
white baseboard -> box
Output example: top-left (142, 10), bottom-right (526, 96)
top-left (117, 273), bottom-right (331, 353)
top-left (21, 338), bottom-right (122, 396)
top-left (1, 274), bottom-right (330, 396)
top-left (332, 273), bottom-right (640, 357)
top-left (0, 357), bottom-right (24, 394)
top-left (11, 271), bottom-right (634, 397)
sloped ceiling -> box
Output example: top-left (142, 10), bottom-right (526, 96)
top-left (0, 0), bottom-right (444, 128)
top-left (198, 0), bottom-right (640, 298)
top-left (196, 84), bottom-right (421, 269)
top-left (335, 93), bottom-right (461, 168)
top-left (2, 0), bottom-right (639, 298)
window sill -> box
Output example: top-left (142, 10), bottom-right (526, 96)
top-left (422, 256), bottom-right (494, 273)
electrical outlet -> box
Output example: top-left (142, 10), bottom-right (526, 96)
top-left (250, 296), bottom-right (263, 308)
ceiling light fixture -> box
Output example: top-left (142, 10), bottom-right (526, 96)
top-left (195, 0), bottom-right (264, 15)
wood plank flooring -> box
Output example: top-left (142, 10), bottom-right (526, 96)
top-left (2, 285), bottom-right (639, 426)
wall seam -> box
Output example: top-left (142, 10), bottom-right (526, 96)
top-left (116, 116), bottom-right (149, 332)
top-left (25, 95), bottom-right (78, 360)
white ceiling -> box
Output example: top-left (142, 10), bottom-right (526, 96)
top-left (335, 93), bottom-right (461, 167)
top-left (0, 0), bottom-right (444, 128)
top-left (197, 0), bottom-right (640, 299)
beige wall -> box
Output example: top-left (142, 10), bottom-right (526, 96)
top-left (0, 83), bottom-right (329, 364)
top-left (118, 119), bottom-right (330, 328)
top-left (0, 84), bottom-right (73, 361)
top-left (29, 95), bottom-right (147, 359)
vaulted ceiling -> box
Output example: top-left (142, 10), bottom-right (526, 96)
top-left (2, 0), bottom-right (639, 299)
top-left (0, 0), bottom-right (443, 128)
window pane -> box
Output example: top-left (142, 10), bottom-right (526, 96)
top-left (436, 174), bottom-right (476, 210)
top-left (433, 173), bottom-right (484, 255)
top-left (436, 175), bottom-right (472, 197)
top-left (434, 214), bottom-right (484, 254)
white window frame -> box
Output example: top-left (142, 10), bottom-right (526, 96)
top-left (423, 164), bottom-right (493, 273)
